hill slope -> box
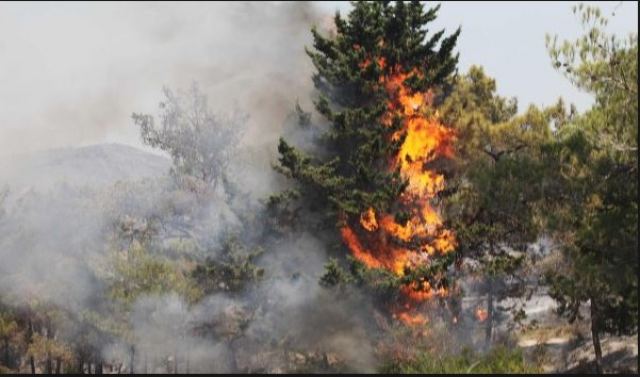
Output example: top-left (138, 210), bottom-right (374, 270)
top-left (0, 143), bottom-right (170, 191)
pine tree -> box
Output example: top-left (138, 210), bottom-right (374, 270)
top-left (273, 1), bottom-right (460, 322)
top-left (440, 66), bottom-right (556, 343)
top-left (543, 5), bottom-right (638, 373)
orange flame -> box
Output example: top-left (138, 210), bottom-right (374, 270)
top-left (341, 54), bottom-right (457, 326)
top-left (395, 311), bottom-right (428, 326)
top-left (360, 207), bottom-right (379, 232)
top-left (475, 308), bottom-right (488, 322)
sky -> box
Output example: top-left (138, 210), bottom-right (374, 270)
top-left (320, 1), bottom-right (638, 110)
top-left (0, 1), bottom-right (637, 156)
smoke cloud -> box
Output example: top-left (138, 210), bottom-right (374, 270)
top-left (0, 1), bottom-right (327, 156)
top-left (0, 2), bottom-right (382, 373)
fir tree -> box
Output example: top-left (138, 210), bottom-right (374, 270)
top-left (273, 1), bottom-right (460, 318)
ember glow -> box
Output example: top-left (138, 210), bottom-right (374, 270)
top-left (341, 55), bottom-right (457, 325)
top-left (475, 308), bottom-right (489, 322)
top-left (395, 311), bottom-right (428, 326)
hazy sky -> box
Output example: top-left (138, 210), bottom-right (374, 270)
top-left (0, 1), bottom-right (637, 156)
top-left (321, 1), bottom-right (638, 110)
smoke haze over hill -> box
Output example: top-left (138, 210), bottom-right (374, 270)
top-left (0, 2), bottom-right (327, 157)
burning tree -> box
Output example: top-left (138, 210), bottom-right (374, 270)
top-left (272, 1), bottom-right (460, 325)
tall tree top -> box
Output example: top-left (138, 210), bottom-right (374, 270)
top-left (307, 1), bottom-right (460, 109)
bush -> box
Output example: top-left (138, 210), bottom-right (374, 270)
top-left (379, 345), bottom-right (541, 373)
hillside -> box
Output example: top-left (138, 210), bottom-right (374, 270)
top-left (0, 143), bottom-right (170, 191)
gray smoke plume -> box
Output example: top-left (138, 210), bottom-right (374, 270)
top-left (0, 2), bottom-right (328, 157)
top-left (0, 2), bottom-right (382, 373)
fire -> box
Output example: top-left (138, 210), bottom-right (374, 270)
top-left (340, 53), bottom-right (457, 326)
top-left (475, 308), bottom-right (488, 322)
top-left (395, 311), bottom-right (428, 326)
top-left (340, 226), bottom-right (384, 270)
top-left (360, 207), bottom-right (379, 232)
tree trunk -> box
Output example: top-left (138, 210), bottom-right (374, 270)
top-left (77, 355), bottom-right (84, 374)
top-left (590, 300), bottom-right (603, 374)
top-left (55, 357), bottom-right (61, 374)
top-left (46, 353), bottom-right (53, 374)
top-left (96, 359), bottom-right (103, 374)
top-left (45, 322), bottom-right (54, 374)
top-left (228, 339), bottom-right (238, 373)
top-left (3, 338), bottom-right (10, 368)
top-left (129, 345), bottom-right (135, 374)
top-left (173, 352), bottom-right (178, 374)
top-left (485, 279), bottom-right (494, 346)
top-left (28, 319), bottom-right (35, 374)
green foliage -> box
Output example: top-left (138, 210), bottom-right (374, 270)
top-left (78, 309), bottom-right (133, 345)
top-left (190, 237), bottom-right (264, 296)
top-left (441, 66), bottom-right (557, 331)
top-left (26, 333), bottom-right (73, 373)
top-left (274, 0), bottom-right (459, 223)
top-left (319, 257), bottom-right (353, 288)
top-left (379, 346), bottom-right (541, 373)
top-left (273, 0), bottom-right (461, 303)
top-left (348, 258), bottom-right (403, 301)
top-left (0, 3), bottom-right (636, 374)
top-left (107, 242), bottom-right (200, 308)
top-left (543, 4), bottom-right (638, 337)
top-left (0, 315), bottom-right (18, 343)
top-left (0, 313), bottom-right (18, 369)
top-left (482, 253), bottom-right (524, 278)
top-left (442, 67), bottom-right (556, 258)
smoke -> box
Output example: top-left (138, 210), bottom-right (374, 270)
top-left (0, 1), bottom-right (326, 157)
top-left (246, 232), bottom-right (377, 363)
top-left (0, 185), bottom-right (108, 311)
top-left (112, 232), bottom-right (379, 373)
top-left (0, 2), bottom-right (383, 373)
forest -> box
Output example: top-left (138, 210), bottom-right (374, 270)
top-left (0, 1), bottom-right (637, 374)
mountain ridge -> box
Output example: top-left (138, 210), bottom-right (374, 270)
top-left (0, 143), bottom-right (171, 191)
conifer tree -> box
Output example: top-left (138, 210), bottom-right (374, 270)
top-left (441, 66), bottom-right (556, 343)
top-left (273, 1), bottom-right (460, 321)
top-left (543, 5), bottom-right (638, 372)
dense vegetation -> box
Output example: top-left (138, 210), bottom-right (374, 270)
top-left (0, 1), bottom-right (636, 374)
top-left (379, 346), bottom-right (541, 374)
